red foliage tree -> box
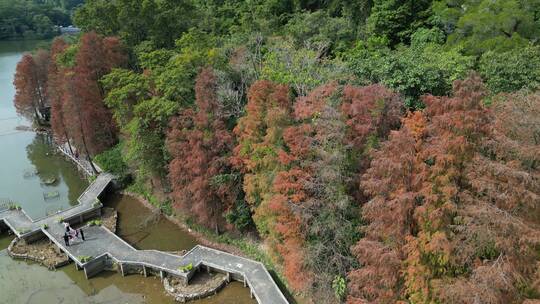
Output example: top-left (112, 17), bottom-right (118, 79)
top-left (48, 38), bottom-right (72, 151)
top-left (13, 51), bottom-right (49, 124)
top-left (232, 80), bottom-right (292, 234)
top-left (167, 68), bottom-right (236, 232)
top-left (341, 84), bottom-right (403, 150)
top-left (58, 32), bottom-right (126, 172)
top-left (348, 75), bottom-right (540, 304)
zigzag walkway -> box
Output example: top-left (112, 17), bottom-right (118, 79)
top-left (0, 173), bottom-right (288, 304)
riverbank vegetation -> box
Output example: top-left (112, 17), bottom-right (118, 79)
top-left (13, 0), bottom-right (540, 303)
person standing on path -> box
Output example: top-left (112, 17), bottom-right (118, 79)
top-left (63, 233), bottom-right (70, 246)
top-left (79, 228), bottom-right (85, 241)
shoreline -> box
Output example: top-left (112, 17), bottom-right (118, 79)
top-left (119, 191), bottom-right (249, 258)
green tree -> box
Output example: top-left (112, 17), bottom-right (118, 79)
top-left (366, 0), bottom-right (433, 46)
top-left (479, 45), bottom-right (540, 94)
top-left (261, 38), bottom-right (350, 96)
top-left (284, 10), bottom-right (356, 54)
top-left (102, 68), bottom-right (176, 186)
top-left (347, 29), bottom-right (474, 108)
top-left (433, 0), bottom-right (540, 55)
top-left (73, 0), bottom-right (120, 36)
top-left (74, 0), bottom-right (196, 48)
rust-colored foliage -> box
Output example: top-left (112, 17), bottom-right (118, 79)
top-left (258, 83), bottom-right (405, 298)
top-left (67, 32), bottom-right (125, 156)
top-left (341, 84), bottom-right (403, 149)
top-left (232, 80), bottom-right (292, 234)
top-left (167, 68), bottom-right (236, 231)
top-left (348, 74), bottom-right (540, 304)
top-left (48, 38), bottom-right (70, 145)
top-left (13, 51), bottom-right (49, 123)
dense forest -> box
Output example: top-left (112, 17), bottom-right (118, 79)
top-left (13, 0), bottom-right (540, 303)
top-left (0, 0), bottom-right (82, 39)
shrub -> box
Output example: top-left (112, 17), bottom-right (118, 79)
top-left (94, 143), bottom-right (130, 183)
top-left (178, 263), bottom-right (193, 273)
top-left (92, 198), bottom-right (101, 208)
top-left (225, 200), bottom-right (254, 231)
top-left (87, 219), bottom-right (102, 226)
top-left (332, 275), bottom-right (346, 301)
top-left (78, 255), bottom-right (92, 263)
top-left (8, 203), bottom-right (21, 210)
top-left (160, 199), bottom-right (173, 216)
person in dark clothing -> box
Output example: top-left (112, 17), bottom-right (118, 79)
top-left (79, 228), bottom-right (85, 241)
top-left (63, 233), bottom-right (70, 246)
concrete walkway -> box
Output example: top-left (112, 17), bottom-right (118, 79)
top-left (57, 143), bottom-right (102, 176)
top-left (0, 173), bottom-right (288, 304)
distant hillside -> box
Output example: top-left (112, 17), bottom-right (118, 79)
top-left (0, 0), bottom-right (83, 40)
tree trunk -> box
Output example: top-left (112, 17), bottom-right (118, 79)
top-left (87, 154), bottom-right (99, 175)
top-left (65, 133), bottom-right (74, 155)
top-left (78, 114), bottom-right (98, 175)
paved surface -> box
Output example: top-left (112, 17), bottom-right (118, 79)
top-left (0, 173), bottom-right (112, 232)
top-left (57, 144), bottom-right (102, 176)
top-left (0, 173), bottom-right (288, 304)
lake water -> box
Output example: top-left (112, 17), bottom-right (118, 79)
top-left (0, 40), bottom-right (88, 219)
top-left (0, 40), bottom-right (255, 304)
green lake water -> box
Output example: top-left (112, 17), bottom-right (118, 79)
top-left (0, 40), bottom-right (88, 219)
top-left (0, 40), bottom-right (256, 304)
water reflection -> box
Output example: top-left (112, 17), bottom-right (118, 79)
top-left (26, 133), bottom-right (87, 205)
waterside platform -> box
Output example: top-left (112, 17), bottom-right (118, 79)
top-left (0, 173), bottom-right (288, 304)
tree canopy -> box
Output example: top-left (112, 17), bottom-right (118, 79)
top-left (13, 0), bottom-right (540, 302)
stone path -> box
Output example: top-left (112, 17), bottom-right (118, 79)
top-left (0, 173), bottom-right (288, 304)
